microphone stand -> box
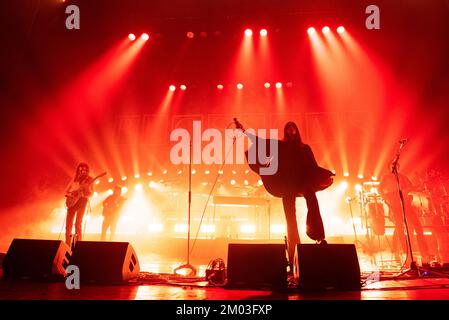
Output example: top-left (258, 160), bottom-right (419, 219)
top-left (174, 141), bottom-right (197, 277)
top-left (391, 140), bottom-right (418, 277)
top-left (392, 142), bottom-right (448, 279)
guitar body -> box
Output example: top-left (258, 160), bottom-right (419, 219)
top-left (65, 172), bottom-right (107, 208)
top-left (103, 196), bottom-right (126, 218)
top-left (65, 190), bottom-right (82, 208)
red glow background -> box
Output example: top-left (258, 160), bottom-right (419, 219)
top-left (0, 1), bottom-right (448, 251)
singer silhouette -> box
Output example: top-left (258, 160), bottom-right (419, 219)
top-left (233, 119), bottom-right (335, 262)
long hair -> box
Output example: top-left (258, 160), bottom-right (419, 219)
top-left (74, 162), bottom-right (89, 182)
top-left (283, 121), bottom-right (304, 146)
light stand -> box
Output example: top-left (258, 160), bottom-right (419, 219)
top-left (174, 141), bottom-right (197, 277)
top-left (347, 197), bottom-right (364, 250)
top-left (358, 190), bottom-right (376, 258)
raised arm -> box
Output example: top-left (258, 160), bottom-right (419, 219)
top-left (233, 118), bottom-right (258, 143)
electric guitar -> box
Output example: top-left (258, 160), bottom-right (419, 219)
top-left (65, 172), bottom-right (107, 208)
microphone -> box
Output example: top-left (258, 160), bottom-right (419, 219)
top-left (399, 138), bottom-right (408, 145)
top-left (233, 118), bottom-right (243, 130)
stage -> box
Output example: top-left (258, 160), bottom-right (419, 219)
top-left (1, 273), bottom-right (449, 300)
top-left (2, 0), bottom-right (449, 306)
top-left (1, 235), bottom-right (449, 301)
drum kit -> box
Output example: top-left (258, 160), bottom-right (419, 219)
top-left (356, 181), bottom-right (388, 237)
top-left (418, 169), bottom-right (449, 222)
top-left (353, 171), bottom-right (449, 230)
top-left (362, 181), bottom-right (386, 237)
top-left (346, 170), bottom-right (449, 261)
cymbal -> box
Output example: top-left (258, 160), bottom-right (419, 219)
top-left (363, 181), bottom-right (380, 186)
top-left (365, 193), bottom-right (382, 198)
top-left (409, 191), bottom-right (430, 197)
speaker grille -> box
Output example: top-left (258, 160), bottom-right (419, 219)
top-left (296, 244), bottom-right (361, 291)
top-left (69, 241), bottom-right (139, 283)
top-left (2, 239), bottom-right (70, 279)
top-left (226, 243), bottom-right (287, 289)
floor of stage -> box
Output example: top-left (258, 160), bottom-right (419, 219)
top-left (1, 236), bottom-right (449, 300)
top-left (1, 277), bottom-right (449, 300)
top-left (1, 262), bottom-right (449, 300)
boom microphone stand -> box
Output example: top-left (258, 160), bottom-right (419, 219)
top-left (393, 140), bottom-right (449, 279)
top-left (391, 139), bottom-right (419, 277)
top-left (174, 141), bottom-right (197, 277)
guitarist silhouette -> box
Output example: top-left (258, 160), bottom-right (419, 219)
top-left (234, 119), bottom-right (335, 263)
top-left (64, 163), bottom-right (102, 246)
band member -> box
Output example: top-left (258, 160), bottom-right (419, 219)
top-left (424, 168), bottom-right (449, 262)
top-left (101, 185), bottom-right (126, 241)
top-left (379, 166), bottom-right (430, 262)
top-left (425, 168), bottom-right (447, 216)
top-left (235, 120), bottom-right (334, 263)
top-left (64, 163), bottom-right (94, 246)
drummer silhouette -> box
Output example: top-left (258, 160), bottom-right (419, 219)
top-left (379, 165), bottom-right (431, 263)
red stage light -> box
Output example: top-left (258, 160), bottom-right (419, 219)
top-left (186, 31), bottom-right (194, 39)
top-left (128, 33), bottom-right (136, 41)
top-left (217, 84), bottom-right (224, 90)
top-left (264, 82), bottom-right (271, 88)
top-left (236, 83), bottom-right (244, 90)
top-left (307, 27), bottom-right (316, 35)
top-left (244, 29), bottom-right (253, 37)
top-left (169, 85), bottom-right (176, 91)
top-left (337, 26), bottom-right (345, 34)
top-left (180, 85), bottom-right (187, 91)
top-left (141, 33), bottom-right (149, 41)
top-left (275, 82), bottom-right (282, 89)
top-left (260, 29), bottom-right (268, 37)
top-left (322, 26), bottom-right (330, 34)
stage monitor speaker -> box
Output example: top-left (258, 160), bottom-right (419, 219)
top-left (295, 244), bottom-right (361, 291)
top-left (69, 241), bottom-right (140, 283)
top-left (226, 243), bottom-right (287, 290)
top-left (2, 239), bottom-right (71, 280)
